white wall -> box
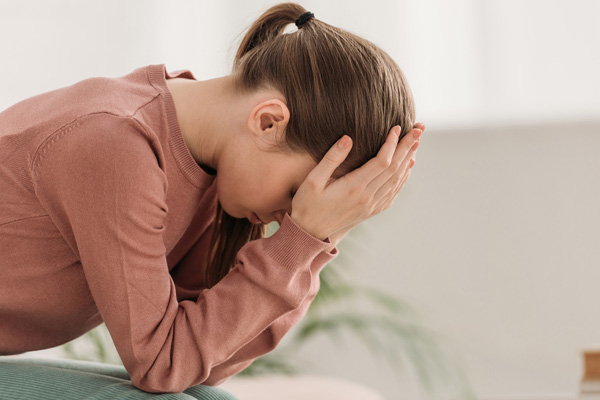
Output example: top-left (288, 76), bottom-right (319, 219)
top-left (1, 1), bottom-right (599, 399)
top-left (2, 0), bottom-right (599, 127)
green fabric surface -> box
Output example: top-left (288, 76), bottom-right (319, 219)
top-left (0, 358), bottom-right (239, 400)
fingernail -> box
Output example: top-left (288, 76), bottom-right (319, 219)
top-left (338, 135), bottom-right (351, 149)
top-left (413, 129), bottom-right (423, 140)
top-left (395, 126), bottom-right (401, 138)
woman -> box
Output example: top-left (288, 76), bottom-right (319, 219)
top-left (0, 2), bottom-right (423, 395)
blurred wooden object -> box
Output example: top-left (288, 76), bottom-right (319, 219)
top-left (581, 347), bottom-right (600, 399)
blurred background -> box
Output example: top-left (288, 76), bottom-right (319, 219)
top-left (1, 0), bottom-right (599, 399)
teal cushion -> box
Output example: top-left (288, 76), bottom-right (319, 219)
top-left (0, 358), bottom-right (239, 400)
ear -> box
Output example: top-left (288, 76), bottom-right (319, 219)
top-left (247, 99), bottom-right (290, 139)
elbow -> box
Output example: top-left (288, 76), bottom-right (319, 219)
top-left (131, 375), bottom-right (190, 394)
top-left (131, 371), bottom-right (228, 394)
top-left (127, 360), bottom-right (208, 394)
top-left (203, 377), bottom-right (228, 387)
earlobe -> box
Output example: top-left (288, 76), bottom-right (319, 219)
top-left (248, 99), bottom-right (290, 136)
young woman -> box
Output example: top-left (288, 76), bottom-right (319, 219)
top-left (0, 2), bottom-right (424, 395)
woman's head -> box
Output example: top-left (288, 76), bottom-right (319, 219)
top-left (233, 2), bottom-right (415, 178)
top-left (205, 2), bottom-right (415, 287)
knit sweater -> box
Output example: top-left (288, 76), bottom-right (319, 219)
top-left (0, 64), bottom-right (338, 393)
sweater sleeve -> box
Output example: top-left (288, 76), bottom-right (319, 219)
top-left (202, 249), bottom-right (337, 386)
top-left (170, 225), bottom-right (338, 386)
top-left (32, 113), bottom-right (334, 393)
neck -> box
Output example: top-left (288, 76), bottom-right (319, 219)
top-left (168, 75), bottom-right (247, 174)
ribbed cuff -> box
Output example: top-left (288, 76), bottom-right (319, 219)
top-left (261, 213), bottom-right (332, 271)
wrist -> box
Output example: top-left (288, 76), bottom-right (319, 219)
top-left (289, 212), bottom-right (327, 241)
top-left (328, 222), bottom-right (358, 247)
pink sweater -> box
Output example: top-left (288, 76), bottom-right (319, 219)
top-left (0, 64), bottom-right (338, 393)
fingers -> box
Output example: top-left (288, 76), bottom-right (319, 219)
top-left (371, 139), bottom-right (418, 201)
top-left (363, 125), bottom-right (421, 191)
top-left (373, 155), bottom-right (413, 212)
top-left (304, 122), bottom-right (423, 197)
top-left (343, 126), bottom-right (402, 185)
top-left (305, 135), bottom-right (353, 187)
top-left (368, 124), bottom-right (423, 208)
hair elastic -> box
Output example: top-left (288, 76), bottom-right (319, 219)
top-left (295, 11), bottom-right (314, 28)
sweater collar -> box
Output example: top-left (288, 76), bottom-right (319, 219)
top-left (147, 64), bottom-right (216, 189)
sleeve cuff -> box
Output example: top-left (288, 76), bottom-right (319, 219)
top-left (260, 213), bottom-right (332, 271)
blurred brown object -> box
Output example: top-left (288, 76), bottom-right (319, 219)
top-left (584, 350), bottom-right (600, 380)
top-left (581, 347), bottom-right (600, 398)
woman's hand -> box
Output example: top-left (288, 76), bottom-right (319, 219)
top-left (290, 123), bottom-right (425, 241)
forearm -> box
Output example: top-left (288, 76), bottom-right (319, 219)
top-left (202, 248), bottom-right (338, 385)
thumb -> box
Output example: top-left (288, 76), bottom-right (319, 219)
top-left (307, 135), bottom-right (353, 185)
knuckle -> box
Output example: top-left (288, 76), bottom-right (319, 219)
top-left (358, 194), bottom-right (371, 206)
top-left (351, 182), bottom-right (367, 193)
top-left (324, 153), bottom-right (339, 164)
top-left (378, 157), bottom-right (391, 169)
top-left (305, 176), bottom-right (319, 189)
top-left (348, 185), bottom-right (361, 197)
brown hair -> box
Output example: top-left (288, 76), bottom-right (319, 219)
top-left (204, 2), bottom-right (415, 288)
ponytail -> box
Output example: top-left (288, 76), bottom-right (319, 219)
top-left (235, 3), bottom-right (307, 64)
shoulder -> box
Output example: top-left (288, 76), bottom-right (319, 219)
top-left (32, 113), bottom-right (165, 186)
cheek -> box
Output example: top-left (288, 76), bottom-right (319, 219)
top-left (215, 179), bottom-right (234, 216)
top-left (215, 173), bottom-right (247, 219)
top-left (247, 177), bottom-right (289, 214)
